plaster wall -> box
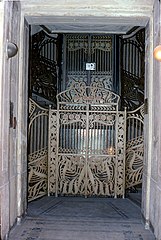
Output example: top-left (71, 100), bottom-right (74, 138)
top-left (21, 0), bottom-right (154, 17)
top-left (148, 1), bottom-right (161, 239)
top-left (0, 1), bottom-right (21, 239)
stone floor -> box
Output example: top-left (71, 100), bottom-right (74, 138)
top-left (8, 196), bottom-right (155, 240)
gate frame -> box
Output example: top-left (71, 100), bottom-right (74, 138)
top-left (48, 84), bottom-right (127, 198)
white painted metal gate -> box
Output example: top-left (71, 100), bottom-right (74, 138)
top-left (48, 83), bottom-right (126, 198)
top-left (28, 86), bottom-right (144, 201)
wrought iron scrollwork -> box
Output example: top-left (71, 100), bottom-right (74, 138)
top-left (28, 98), bottom-right (49, 202)
top-left (121, 28), bottom-right (145, 110)
top-left (30, 30), bottom-right (60, 105)
top-left (125, 104), bottom-right (144, 189)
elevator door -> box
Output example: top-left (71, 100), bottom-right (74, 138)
top-left (62, 34), bottom-right (115, 91)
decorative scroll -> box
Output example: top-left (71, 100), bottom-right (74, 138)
top-left (28, 98), bottom-right (49, 202)
top-left (64, 34), bottom-right (114, 91)
top-left (48, 109), bottom-right (57, 194)
top-left (67, 75), bottom-right (113, 91)
top-left (57, 155), bottom-right (115, 196)
top-left (58, 155), bottom-right (86, 195)
top-left (28, 148), bottom-right (48, 202)
top-left (87, 156), bottom-right (115, 196)
top-left (91, 75), bottom-right (113, 90)
top-left (30, 30), bottom-right (58, 104)
top-left (57, 82), bottom-right (120, 108)
top-left (117, 111), bottom-right (126, 196)
top-left (126, 136), bottom-right (143, 188)
top-left (125, 105), bottom-right (144, 189)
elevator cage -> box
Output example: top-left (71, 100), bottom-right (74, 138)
top-left (28, 83), bottom-right (144, 201)
top-left (28, 30), bottom-right (144, 201)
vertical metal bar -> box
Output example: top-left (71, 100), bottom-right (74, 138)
top-left (62, 35), bottom-right (67, 90)
top-left (110, 124), bottom-right (112, 150)
top-left (37, 116), bottom-right (40, 151)
top-left (47, 41), bottom-right (49, 59)
top-left (55, 107), bottom-right (60, 197)
top-left (29, 123), bottom-right (33, 154)
top-left (105, 120), bottom-right (108, 153)
top-left (83, 123), bottom-right (86, 154)
top-left (85, 104), bottom-right (89, 197)
top-left (40, 115), bottom-right (43, 149)
top-left (122, 107), bottom-right (127, 198)
top-left (89, 123), bottom-right (92, 155)
top-left (100, 123), bottom-right (102, 153)
top-left (96, 120), bottom-right (98, 154)
top-left (135, 44), bottom-right (137, 76)
top-left (139, 120), bottom-right (142, 136)
top-left (79, 39), bottom-right (80, 71)
top-left (125, 42), bottom-right (127, 72)
top-left (135, 119), bottom-right (137, 139)
top-left (63, 117), bottom-right (66, 149)
top-left (87, 34), bottom-right (91, 86)
top-left (79, 120), bottom-right (81, 153)
top-left (47, 105), bottom-right (52, 196)
top-left (34, 118), bottom-right (37, 152)
top-left (73, 122), bottom-right (75, 151)
top-left (94, 121), bottom-right (96, 154)
top-left (43, 116), bottom-right (45, 149)
top-left (76, 120), bottom-right (78, 153)
top-left (132, 118), bottom-right (134, 139)
top-left (114, 108), bottom-right (119, 198)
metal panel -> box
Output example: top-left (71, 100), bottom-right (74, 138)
top-left (28, 98), bottom-right (49, 202)
top-left (63, 34), bottom-right (114, 91)
top-left (30, 30), bottom-right (59, 105)
top-left (120, 28), bottom-right (145, 110)
top-left (125, 104), bottom-right (144, 189)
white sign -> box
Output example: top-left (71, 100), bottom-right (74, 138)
top-left (86, 63), bottom-right (96, 71)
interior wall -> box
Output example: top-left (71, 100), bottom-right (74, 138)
top-left (149, 1), bottom-right (161, 239)
top-left (140, 2), bottom-right (161, 240)
top-left (0, 1), bottom-right (5, 237)
top-left (0, 1), bottom-right (21, 239)
top-left (16, 9), bottom-right (29, 225)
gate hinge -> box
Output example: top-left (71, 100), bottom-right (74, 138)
top-left (10, 101), bottom-right (17, 129)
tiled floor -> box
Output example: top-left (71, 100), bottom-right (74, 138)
top-left (9, 196), bottom-right (155, 240)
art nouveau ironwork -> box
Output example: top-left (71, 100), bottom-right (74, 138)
top-left (28, 31), bottom-right (145, 201)
top-left (28, 98), bottom-right (49, 201)
top-left (30, 30), bottom-right (60, 104)
top-left (120, 28), bottom-right (145, 110)
top-left (125, 104), bottom-right (144, 189)
top-left (28, 90), bottom-right (144, 201)
top-left (48, 83), bottom-right (126, 197)
top-left (63, 34), bottom-right (114, 91)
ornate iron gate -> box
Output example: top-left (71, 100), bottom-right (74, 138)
top-left (48, 83), bottom-right (126, 197)
top-left (62, 34), bottom-right (115, 91)
top-left (28, 98), bottom-right (49, 201)
top-left (125, 104), bottom-right (144, 189)
top-left (28, 32), bottom-right (145, 201)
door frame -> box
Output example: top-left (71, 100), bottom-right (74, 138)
top-left (18, 10), bottom-right (155, 231)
